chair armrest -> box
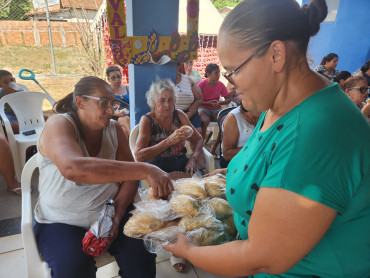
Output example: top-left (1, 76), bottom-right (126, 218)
top-left (202, 147), bottom-right (215, 173)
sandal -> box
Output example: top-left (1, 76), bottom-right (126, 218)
top-left (7, 187), bottom-right (22, 196)
top-left (170, 254), bottom-right (186, 272)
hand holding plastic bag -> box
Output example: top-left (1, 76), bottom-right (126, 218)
top-left (82, 199), bottom-right (115, 256)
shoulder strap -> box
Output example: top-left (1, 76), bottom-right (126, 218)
top-left (173, 110), bottom-right (182, 127)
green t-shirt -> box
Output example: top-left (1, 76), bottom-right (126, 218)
top-left (226, 84), bottom-right (370, 277)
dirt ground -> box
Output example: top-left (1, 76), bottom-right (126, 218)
top-left (15, 75), bottom-right (83, 116)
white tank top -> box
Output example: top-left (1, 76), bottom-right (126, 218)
top-left (175, 74), bottom-right (194, 111)
top-left (34, 114), bottom-right (120, 229)
top-left (222, 108), bottom-right (255, 153)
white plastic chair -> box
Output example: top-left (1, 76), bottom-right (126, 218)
top-left (0, 91), bottom-right (54, 182)
top-left (129, 124), bottom-right (215, 174)
top-left (21, 155), bottom-right (117, 278)
top-left (208, 122), bottom-right (219, 141)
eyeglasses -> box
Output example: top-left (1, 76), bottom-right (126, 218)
top-left (109, 74), bottom-right (122, 81)
top-left (222, 43), bottom-right (271, 86)
top-left (82, 95), bottom-right (121, 111)
top-left (348, 87), bottom-right (370, 95)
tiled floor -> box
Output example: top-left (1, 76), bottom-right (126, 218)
top-left (0, 139), bottom-right (225, 278)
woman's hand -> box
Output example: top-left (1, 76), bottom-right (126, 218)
top-left (167, 129), bottom-right (188, 146)
top-left (185, 156), bottom-right (197, 176)
top-left (164, 233), bottom-right (194, 259)
top-left (203, 168), bottom-right (227, 178)
top-left (109, 213), bottom-right (124, 240)
top-left (114, 109), bottom-right (127, 118)
top-left (144, 164), bottom-right (174, 198)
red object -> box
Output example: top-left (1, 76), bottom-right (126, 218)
top-left (82, 229), bottom-right (112, 256)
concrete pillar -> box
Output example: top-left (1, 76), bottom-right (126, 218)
top-left (126, 0), bottom-right (179, 127)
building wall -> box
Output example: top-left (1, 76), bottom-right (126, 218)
top-left (303, 0), bottom-right (370, 72)
top-left (0, 20), bottom-right (83, 46)
top-left (31, 9), bottom-right (97, 21)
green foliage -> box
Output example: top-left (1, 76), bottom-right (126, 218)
top-left (211, 0), bottom-right (243, 10)
top-left (0, 0), bottom-right (33, 20)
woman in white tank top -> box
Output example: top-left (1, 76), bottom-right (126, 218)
top-left (221, 102), bottom-right (261, 167)
top-left (35, 76), bottom-right (174, 278)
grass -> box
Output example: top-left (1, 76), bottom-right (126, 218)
top-left (0, 45), bottom-right (92, 114)
top-left (0, 45), bottom-right (87, 75)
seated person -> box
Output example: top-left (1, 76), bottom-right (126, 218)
top-left (176, 63), bottom-right (203, 134)
top-left (343, 76), bottom-right (370, 122)
top-left (0, 134), bottom-right (21, 195)
top-left (220, 101), bottom-right (260, 168)
top-left (314, 53), bottom-right (339, 81)
top-left (333, 71), bottom-right (351, 90)
top-left (135, 78), bottom-right (203, 176)
top-left (0, 70), bottom-right (29, 134)
top-left (134, 78), bottom-right (203, 273)
top-left (106, 65), bottom-right (130, 138)
top-left (35, 76), bottom-right (174, 278)
top-left (184, 60), bottom-right (202, 84)
top-left (198, 63), bottom-right (232, 141)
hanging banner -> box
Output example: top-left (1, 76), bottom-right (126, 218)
top-left (107, 0), bottom-right (199, 66)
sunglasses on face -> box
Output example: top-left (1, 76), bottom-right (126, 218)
top-left (348, 87), bottom-right (370, 95)
top-left (82, 95), bottom-right (121, 111)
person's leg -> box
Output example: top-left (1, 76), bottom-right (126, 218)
top-left (109, 205), bottom-right (156, 278)
top-left (199, 110), bottom-right (210, 139)
top-left (35, 222), bottom-right (97, 278)
top-left (0, 134), bottom-right (20, 193)
top-left (209, 111), bottom-right (222, 155)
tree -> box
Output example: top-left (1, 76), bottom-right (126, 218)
top-left (211, 0), bottom-right (243, 10)
top-left (0, 0), bottom-right (33, 20)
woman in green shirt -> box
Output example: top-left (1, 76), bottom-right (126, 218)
top-left (165, 0), bottom-right (370, 277)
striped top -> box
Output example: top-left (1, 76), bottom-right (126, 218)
top-left (175, 74), bottom-right (194, 111)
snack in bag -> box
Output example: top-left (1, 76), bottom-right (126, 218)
top-left (170, 194), bottom-right (200, 217)
top-left (124, 211), bottom-right (164, 238)
top-left (175, 179), bottom-right (207, 200)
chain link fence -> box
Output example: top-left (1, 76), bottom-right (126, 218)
top-left (0, 0), bottom-right (33, 21)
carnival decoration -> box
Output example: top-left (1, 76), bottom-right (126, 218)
top-left (107, 0), bottom-right (199, 66)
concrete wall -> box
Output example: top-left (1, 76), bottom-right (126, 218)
top-left (0, 20), bottom-right (83, 46)
top-left (302, 0), bottom-right (370, 72)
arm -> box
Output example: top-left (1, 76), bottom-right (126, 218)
top-left (110, 122), bottom-right (139, 239)
top-left (222, 113), bottom-right (242, 161)
top-left (186, 78), bottom-right (203, 118)
top-left (361, 102), bottom-right (370, 119)
top-left (134, 115), bottom-right (188, 162)
top-left (165, 187), bottom-right (337, 277)
top-left (39, 116), bottom-right (173, 197)
top-left (218, 85), bottom-right (233, 106)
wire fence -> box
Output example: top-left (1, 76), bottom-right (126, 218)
top-left (0, 0), bottom-right (33, 21)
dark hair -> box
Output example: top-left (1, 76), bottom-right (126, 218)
top-left (320, 53), bottom-right (338, 65)
top-left (54, 77), bottom-right (112, 135)
top-left (360, 59), bottom-right (370, 73)
top-left (343, 76), bottom-right (366, 90)
top-left (333, 71), bottom-right (351, 83)
top-left (220, 0), bottom-right (327, 55)
top-left (106, 65), bottom-right (121, 78)
top-left (205, 63), bottom-right (219, 78)
top-left (0, 70), bottom-right (12, 80)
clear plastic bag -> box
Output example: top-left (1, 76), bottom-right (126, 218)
top-left (203, 175), bottom-right (227, 198)
top-left (169, 193), bottom-right (200, 217)
top-left (134, 199), bottom-right (180, 221)
top-left (143, 226), bottom-right (181, 253)
top-left (203, 197), bottom-right (233, 218)
top-left (174, 178), bottom-right (207, 200)
top-left (123, 210), bottom-right (165, 238)
top-left (186, 227), bottom-right (225, 246)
